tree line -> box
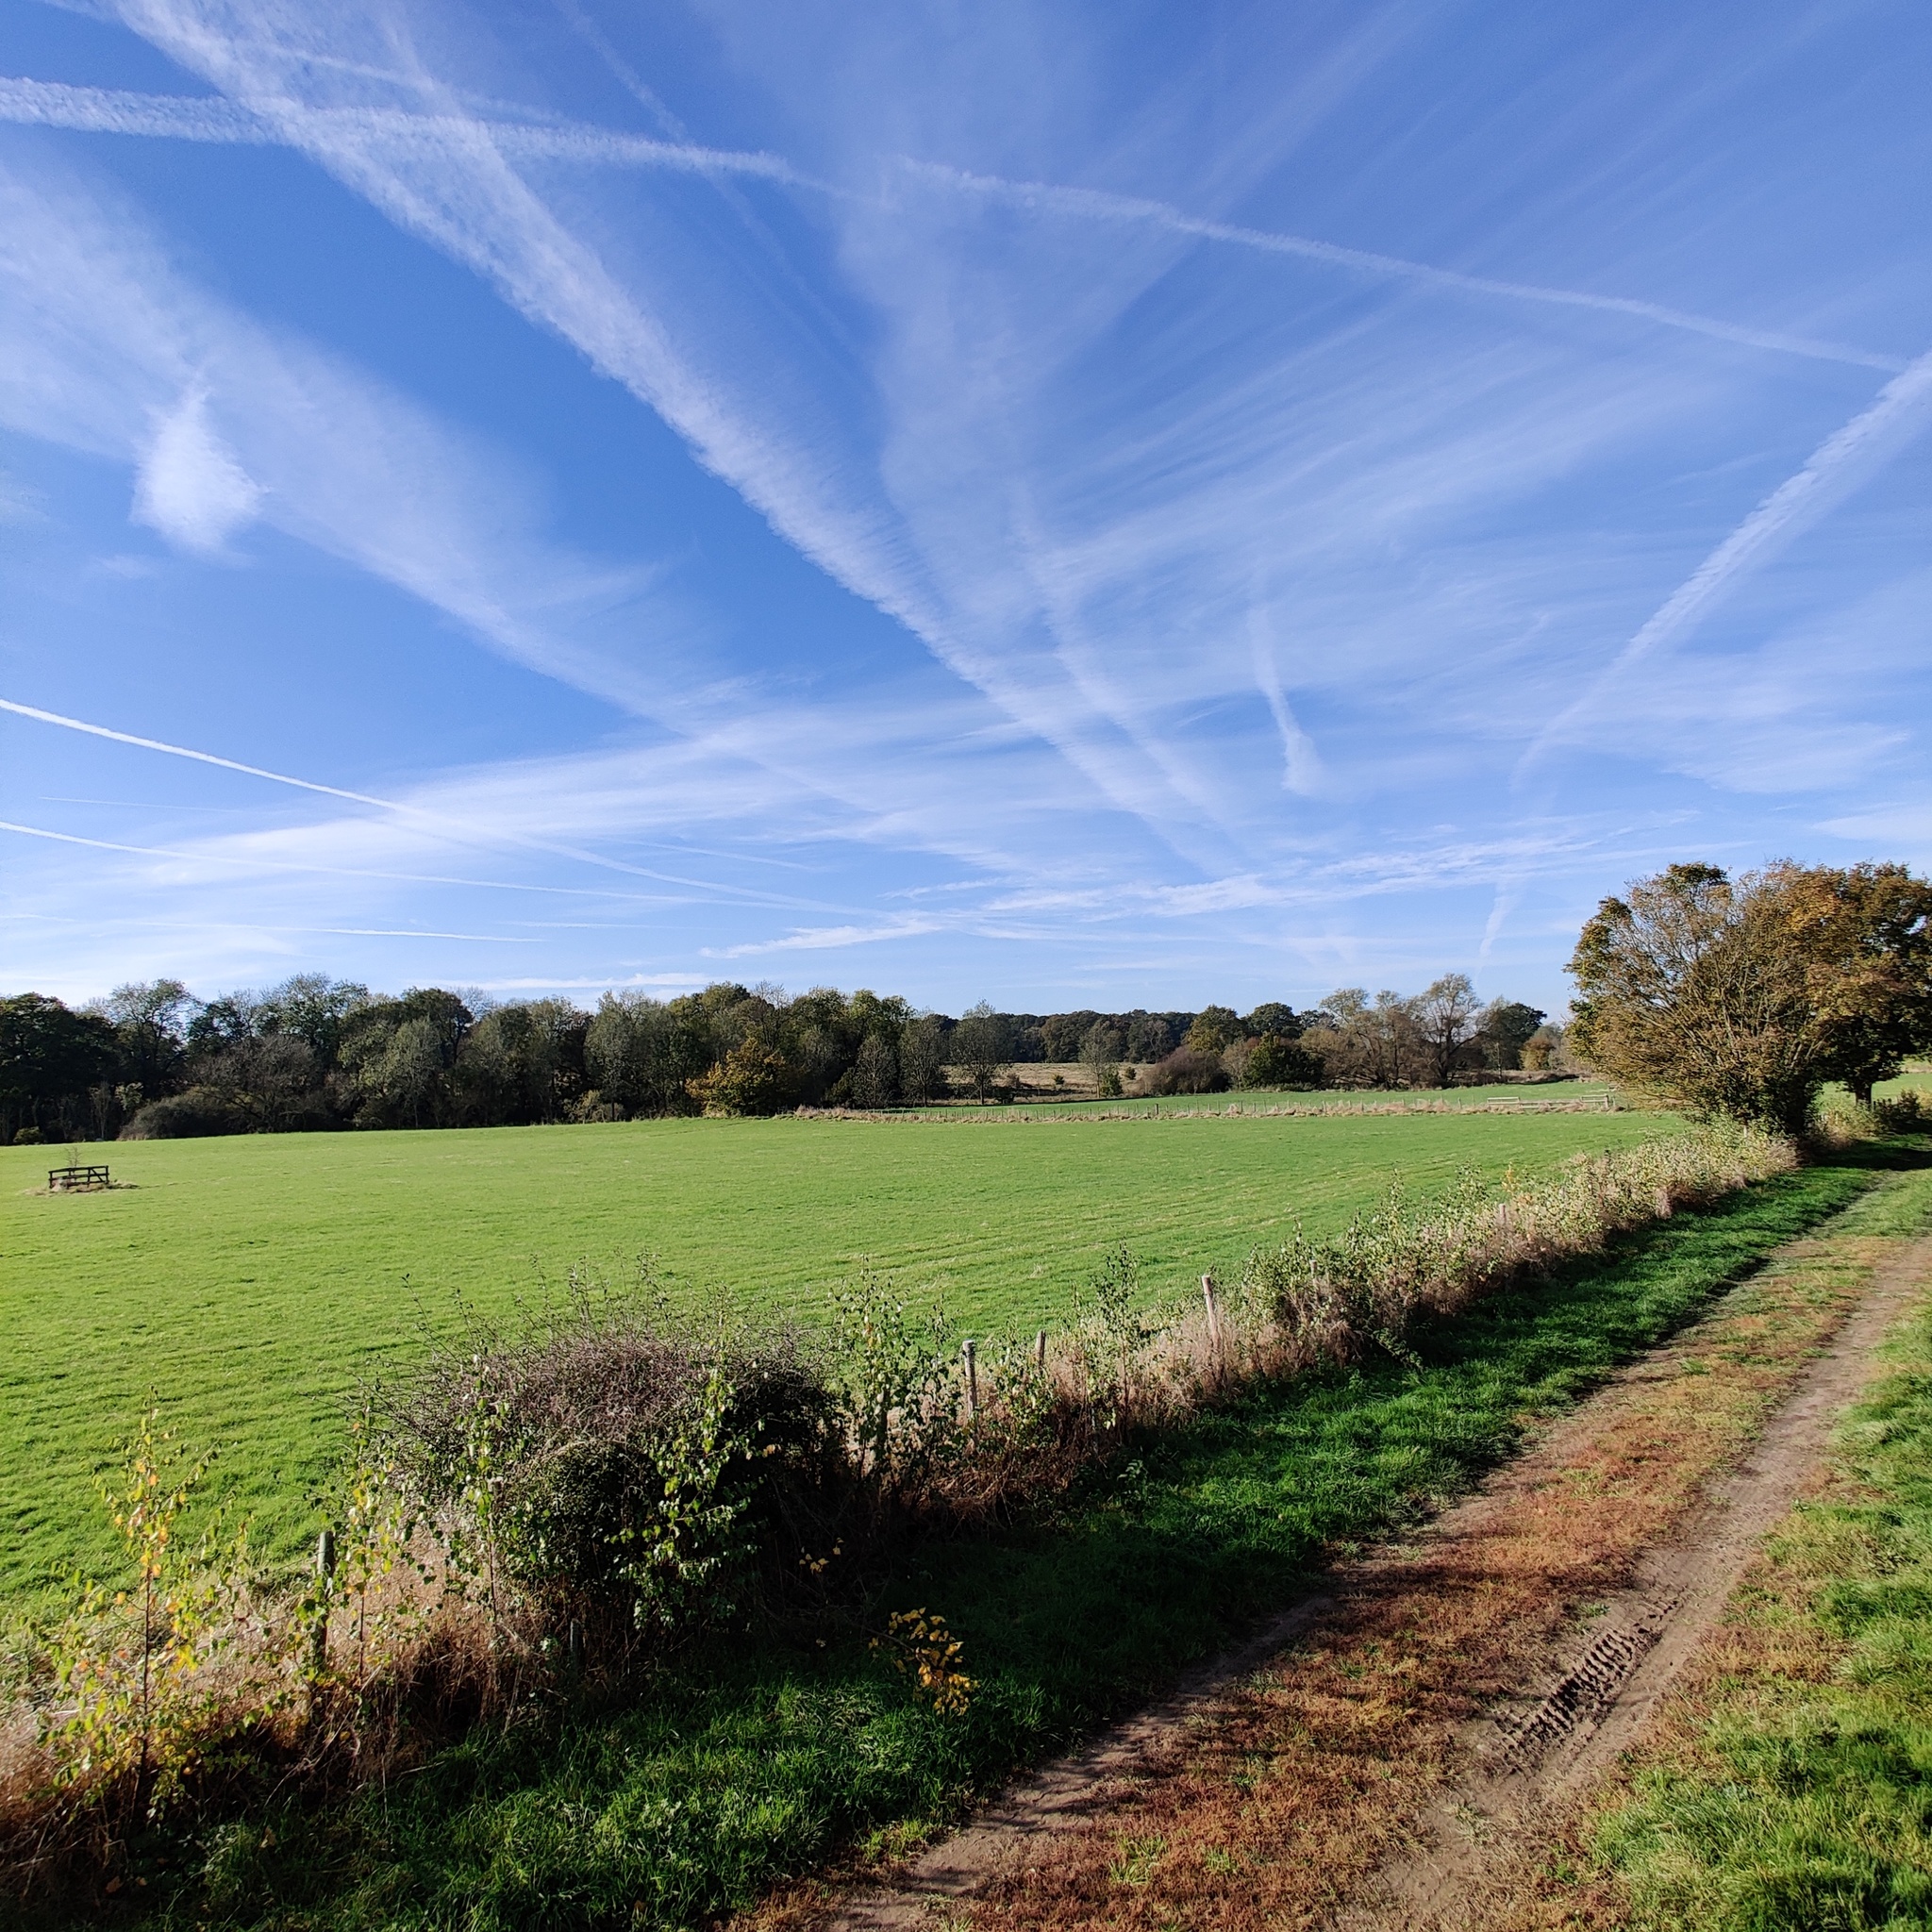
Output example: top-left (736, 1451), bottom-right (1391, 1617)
top-left (0, 971), bottom-right (1558, 1142)
top-left (10, 857), bottom-right (1921, 1144)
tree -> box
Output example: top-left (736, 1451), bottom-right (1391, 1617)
top-left (1768, 862), bottom-right (1932, 1104)
top-left (1413, 974), bottom-right (1484, 1088)
top-left (1304, 989), bottom-right (1424, 1089)
top-left (849, 1032), bottom-right (899, 1108)
top-left (101, 979), bottom-right (195, 1097)
top-left (688, 1035), bottom-right (795, 1115)
top-left (1184, 1006), bottom-right (1241, 1055)
top-left (1569, 862), bottom-right (1825, 1132)
top-left (1230, 1032), bottom-right (1323, 1090)
top-left (256, 974), bottom-right (370, 1070)
top-left (337, 990), bottom-right (474, 1128)
top-left (1475, 1000), bottom-right (1546, 1071)
top-left (191, 1034), bottom-right (323, 1132)
top-left (1079, 1021), bottom-right (1125, 1098)
top-left (456, 1000), bottom-right (589, 1124)
top-left (1041, 1010), bottom-right (1102, 1062)
top-left (898, 1015), bottom-right (948, 1102)
top-left (1521, 1022), bottom-right (1568, 1072)
top-left (952, 1003), bottom-right (1011, 1102)
top-left (0, 993), bottom-right (120, 1140)
top-left (1241, 1002), bottom-right (1301, 1040)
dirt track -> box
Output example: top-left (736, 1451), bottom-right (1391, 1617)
top-left (773, 1206), bottom-right (1932, 1932)
top-left (1347, 1228), bottom-right (1932, 1930)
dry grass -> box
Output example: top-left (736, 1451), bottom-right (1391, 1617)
top-left (947, 1228), bottom-right (1891, 1932)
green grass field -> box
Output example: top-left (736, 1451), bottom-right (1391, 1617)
top-left (1, 1106), bottom-right (1666, 1609)
top-left (50, 1141), bottom-right (1920, 1932)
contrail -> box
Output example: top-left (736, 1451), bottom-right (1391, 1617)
top-left (1, 75), bottom-right (1902, 376)
top-left (0, 75), bottom-right (808, 184)
top-left (1520, 343), bottom-right (1932, 776)
top-left (0, 696), bottom-right (798, 903)
top-left (0, 696), bottom-right (404, 808)
top-left (907, 163), bottom-right (1909, 376)
top-left (0, 813), bottom-right (669, 898)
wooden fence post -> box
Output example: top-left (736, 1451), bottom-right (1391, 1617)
top-left (1033, 1329), bottom-right (1048, 1377)
top-left (308, 1527), bottom-right (336, 1707)
top-left (961, 1339), bottom-right (979, 1423)
top-left (1200, 1274), bottom-right (1223, 1352)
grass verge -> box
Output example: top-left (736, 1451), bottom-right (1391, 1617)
top-left (1562, 1165), bottom-right (1932, 1929)
top-left (13, 1144), bottom-right (1912, 1930)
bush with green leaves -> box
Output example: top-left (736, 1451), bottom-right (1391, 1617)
top-left (375, 1287), bottom-right (841, 1641)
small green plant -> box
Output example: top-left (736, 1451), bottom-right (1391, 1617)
top-left (1108, 1832), bottom-right (1166, 1886)
top-left (872, 1607), bottom-right (974, 1715)
top-left (1074, 1244), bottom-right (1149, 1428)
top-left (306, 1405), bottom-right (427, 1702)
top-left (41, 1402), bottom-right (242, 1819)
top-left (831, 1266), bottom-right (958, 1488)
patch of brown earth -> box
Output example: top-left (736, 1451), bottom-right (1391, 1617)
top-left (747, 1219), bottom-right (1931, 1932)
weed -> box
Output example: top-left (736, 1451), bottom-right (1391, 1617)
top-left (1108, 1832), bottom-right (1166, 1886)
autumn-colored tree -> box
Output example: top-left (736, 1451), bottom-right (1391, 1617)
top-left (1767, 861), bottom-right (1932, 1105)
top-left (1569, 860), bottom-right (1932, 1132)
top-left (688, 1034), bottom-right (796, 1116)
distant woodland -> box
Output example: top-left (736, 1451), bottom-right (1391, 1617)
top-left (0, 974), bottom-right (1556, 1141)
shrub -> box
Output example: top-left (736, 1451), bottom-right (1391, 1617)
top-left (375, 1289), bottom-right (841, 1641)
top-left (120, 1089), bottom-right (248, 1139)
top-left (1137, 1045), bottom-right (1228, 1095)
top-left (1227, 1033), bottom-right (1323, 1090)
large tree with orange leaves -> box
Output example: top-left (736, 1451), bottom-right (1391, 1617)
top-left (1568, 860), bottom-right (1932, 1132)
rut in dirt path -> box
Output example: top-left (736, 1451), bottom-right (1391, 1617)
top-left (1338, 1229), bottom-right (1932, 1931)
top-left (796, 1218), bottom-right (1932, 1932)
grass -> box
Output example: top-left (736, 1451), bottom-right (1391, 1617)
top-left (50, 1139), bottom-right (1913, 1930)
top-left (1583, 1164), bottom-right (1932, 1928)
top-left (908, 1076), bottom-right (1620, 1116)
top-left (0, 1106), bottom-right (1666, 1609)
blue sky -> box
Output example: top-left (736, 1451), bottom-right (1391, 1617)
top-left (2, 0), bottom-right (1928, 1017)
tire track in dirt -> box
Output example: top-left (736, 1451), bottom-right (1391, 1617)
top-left (1339, 1228), bottom-right (1932, 1930)
top-left (766, 1212), bottom-right (1932, 1932)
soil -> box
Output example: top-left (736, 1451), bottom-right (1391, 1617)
top-left (746, 1215), bottom-right (1932, 1932)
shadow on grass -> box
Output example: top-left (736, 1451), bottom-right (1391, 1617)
top-left (58, 1142), bottom-right (1932, 1932)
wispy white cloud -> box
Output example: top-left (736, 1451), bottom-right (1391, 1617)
top-left (0, 148), bottom-right (692, 710)
top-left (0, 73), bottom-right (811, 182)
top-left (7, 8), bottom-right (1895, 914)
top-left (1522, 345), bottom-right (1932, 774)
top-left (708, 917), bottom-right (943, 957)
top-left (5, 2), bottom-right (1927, 1008)
top-left (129, 388), bottom-right (262, 552)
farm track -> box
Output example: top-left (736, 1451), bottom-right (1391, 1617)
top-left (763, 1202), bottom-right (1932, 1932)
